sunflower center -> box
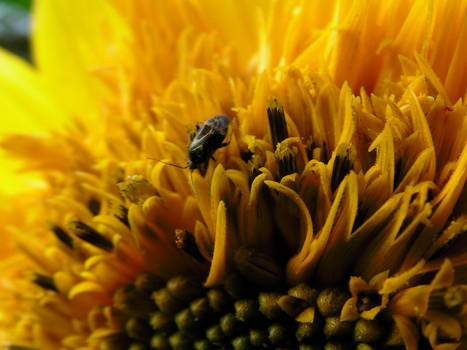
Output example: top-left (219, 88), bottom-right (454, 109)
top-left (104, 272), bottom-right (395, 350)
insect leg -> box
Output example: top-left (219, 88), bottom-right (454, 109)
top-left (198, 161), bottom-right (208, 177)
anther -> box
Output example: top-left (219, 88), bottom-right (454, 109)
top-left (32, 273), bottom-right (57, 292)
top-left (174, 229), bottom-right (206, 263)
top-left (88, 198), bottom-right (101, 215)
top-left (67, 220), bottom-right (114, 251)
top-left (306, 140), bottom-right (328, 163)
top-left (267, 96), bottom-right (288, 149)
top-left (275, 141), bottom-right (298, 178)
top-left (331, 143), bottom-right (356, 193)
top-left (51, 225), bottom-right (74, 249)
top-left (114, 204), bottom-right (130, 227)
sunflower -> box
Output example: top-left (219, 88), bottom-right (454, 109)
top-left (1, 1), bottom-right (466, 349)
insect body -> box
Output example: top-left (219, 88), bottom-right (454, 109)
top-left (188, 114), bottom-right (230, 175)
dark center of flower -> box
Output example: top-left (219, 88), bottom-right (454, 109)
top-left (103, 272), bottom-right (399, 350)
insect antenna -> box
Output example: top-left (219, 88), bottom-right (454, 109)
top-left (146, 158), bottom-right (188, 169)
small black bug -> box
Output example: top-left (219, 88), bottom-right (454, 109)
top-left (187, 114), bottom-right (230, 175)
top-left (151, 114), bottom-right (230, 176)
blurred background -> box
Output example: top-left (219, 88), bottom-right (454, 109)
top-left (0, 0), bottom-right (31, 61)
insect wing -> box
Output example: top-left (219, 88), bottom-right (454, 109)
top-left (191, 121), bottom-right (216, 145)
top-left (212, 114), bottom-right (229, 134)
top-left (192, 114), bottom-right (229, 145)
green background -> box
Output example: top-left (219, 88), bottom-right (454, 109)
top-left (2, 0), bottom-right (30, 10)
top-left (0, 0), bottom-right (31, 60)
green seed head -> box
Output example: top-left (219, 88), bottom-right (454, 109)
top-left (110, 273), bottom-right (396, 350)
top-left (353, 319), bottom-right (383, 343)
top-left (317, 288), bottom-right (349, 317)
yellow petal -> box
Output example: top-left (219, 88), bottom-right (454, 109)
top-left (68, 281), bottom-right (106, 299)
top-left (389, 260), bottom-right (454, 319)
top-left (424, 311), bottom-right (462, 346)
top-left (0, 49), bottom-right (64, 133)
top-left (210, 164), bottom-right (232, 227)
top-left (33, 0), bottom-right (128, 118)
top-left (192, 171), bottom-right (214, 234)
top-left (246, 172), bottom-right (275, 250)
top-left (205, 200), bottom-right (228, 287)
top-left (295, 306), bottom-right (316, 323)
top-left (393, 314), bottom-right (419, 350)
top-left (199, 0), bottom-right (262, 63)
top-left (402, 142), bottom-right (467, 269)
top-left (444, 8), bottom-right (467, 101)
top-left (380, 259), bottom-right (425, 294)
top-left (340, 297), bottom-right (359, 322)
top-left (368, 123), bottom-right (395, 196)
top-left (283, 173), bottom-right (355, 285)
top-left (349, 276), bottom-right (371, 296)
top-left (430, 259), bottom-right (454, 291)
top-left (265, 180), bottom-right (315, 284)
top-left (315, 172), bottom-right (359, 284)
top-left (390, 285), bottom-right (431, 317)
top-left (194, 220), bottom-right (214, 262)
top-left (414, 52), bottom-right (451, 105)
top-left (0, 48), bottom-right (65, 196)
